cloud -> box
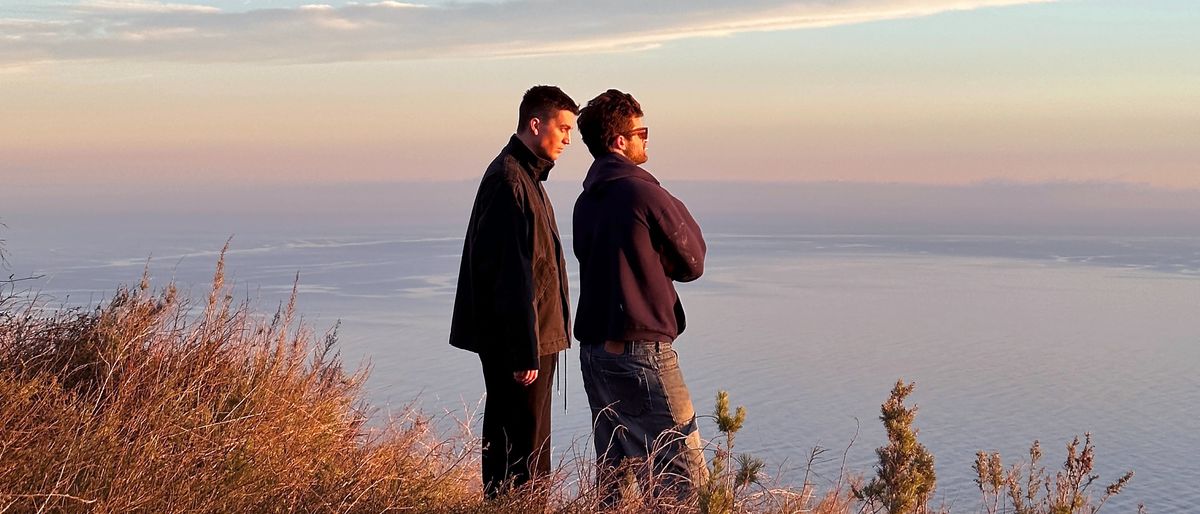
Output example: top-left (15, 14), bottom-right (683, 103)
top-left (0, 0), bottom-right (1055, 65)
top-left (74, 1), bottom-right (223, 14)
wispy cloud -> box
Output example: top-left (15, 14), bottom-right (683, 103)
top-left (75, 1), bottom-right (223, 14)
top-left (0, 0), bottom-right (1054, 65)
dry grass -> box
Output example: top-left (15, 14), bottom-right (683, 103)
top-left (0, 248), bottom-right (1136, 514)
top-left (0, 248), bottom-right (864, 513)
top-left (974, 435), bottom-right (1139, 514)
top-left (0, 249), bottom-right (479, 513)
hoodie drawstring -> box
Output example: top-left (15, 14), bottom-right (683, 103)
top-left (557, 348), bottom-right (567, 411)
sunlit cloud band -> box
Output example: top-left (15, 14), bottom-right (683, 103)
top-left (0, 0), bottom-right (1055, 65)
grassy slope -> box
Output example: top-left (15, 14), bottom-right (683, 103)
top-left (0, 254), bottom-right (1133, 514)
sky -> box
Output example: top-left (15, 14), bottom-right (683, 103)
top-left (1, 0), bottom-right (1198, 191)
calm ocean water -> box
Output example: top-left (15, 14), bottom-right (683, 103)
top-left (7, 227), bottom-right (1199, 511)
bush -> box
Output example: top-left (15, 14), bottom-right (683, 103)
top-left (855, 380), bottom-right (940, 514)
top-left (974, 434), bottom-right (1136, 514)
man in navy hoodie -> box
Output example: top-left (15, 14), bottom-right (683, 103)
top-left (573, 89), bottom-right (708, 502)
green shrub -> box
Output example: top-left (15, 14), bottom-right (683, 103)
top-left (855, 380), bottom-right (939, 514)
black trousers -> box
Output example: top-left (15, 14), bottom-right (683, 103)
top-left (480, 352), bottom-right (557, 498)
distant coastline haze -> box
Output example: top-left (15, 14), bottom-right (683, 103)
top-left (5, 181), bottom-right (1200, 242)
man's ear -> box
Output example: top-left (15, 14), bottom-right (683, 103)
top-left (528, 117), bottom-right (542, 136)
top-left (609, 134), bottom-right (626, 154)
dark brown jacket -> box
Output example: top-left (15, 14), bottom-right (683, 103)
top-left (449, 135), bottom-right (571, 371)
top-left (572, 153), bottom-right (705, 344)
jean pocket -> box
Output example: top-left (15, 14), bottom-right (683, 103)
top-left (599, 367), bottom-right (651, 418)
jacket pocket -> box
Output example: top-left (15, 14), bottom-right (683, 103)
top-left (532, 254), bottom-right (554, 300)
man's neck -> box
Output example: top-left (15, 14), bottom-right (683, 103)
top-left (516, 132), bottom-right (541, 157)
top-left (606, 150), bottom-right (632, 162)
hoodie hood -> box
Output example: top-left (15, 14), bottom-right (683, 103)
top-left (582, 152), bottom-right (660, 192)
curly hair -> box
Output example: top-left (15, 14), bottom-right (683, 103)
top-left (578, 89), bottom-right (644, 158)
top-left (517, 85), bottom-right (579, 134)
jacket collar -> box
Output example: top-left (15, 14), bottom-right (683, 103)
top-left (582, 152), bottom-right (660, 192)
top-left (506, 134), bottom-right (555, 182)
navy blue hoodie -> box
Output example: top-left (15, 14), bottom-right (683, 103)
top-left (572, 152), bottom-right (706, 344)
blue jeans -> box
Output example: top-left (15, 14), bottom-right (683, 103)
top-left (580, 341), bottom-right (708, 502)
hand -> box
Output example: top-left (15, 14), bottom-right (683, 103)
top-left (513, 369), bottom-right (538, 386)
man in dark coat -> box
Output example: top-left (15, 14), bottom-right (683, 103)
top-left (573, 89), bottom-right (708, 503)
top-left (449, 85), bottom-right (577, 498)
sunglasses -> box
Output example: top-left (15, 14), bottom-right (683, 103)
top-left (622, 127), bottom-right (649, 140)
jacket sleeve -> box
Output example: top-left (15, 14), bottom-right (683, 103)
top-left (650, 191), bottom-right (706, 283)
top-left (475, 178), bottom-right (540, 371)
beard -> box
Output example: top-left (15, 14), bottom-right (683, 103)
top-left (623, 145), bottom-right (648, 165)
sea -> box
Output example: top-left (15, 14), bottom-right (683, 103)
top-left (4, 209), bottom-right (1198, 512)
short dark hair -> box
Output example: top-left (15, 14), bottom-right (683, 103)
top-left (578, 89), bottom-right (644, 158)
top-left (517, 85), bottom-right (579, 134)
